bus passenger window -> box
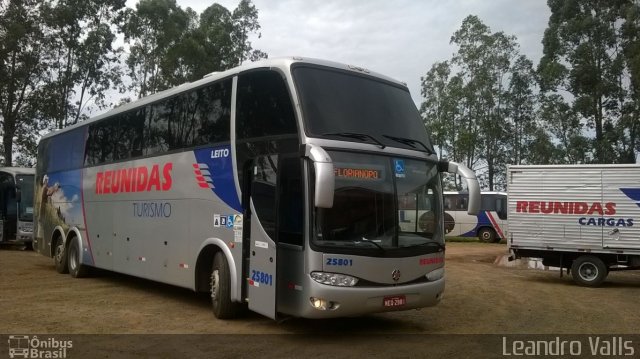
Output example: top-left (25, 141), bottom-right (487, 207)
top-left (443, 196), bottom-right (453, 211)
top-left (145, 101), bottom-right (171, 155)
top-left (496, 197), bottom-right (507, 220)
top-left (236, 71), bottom-right (297, 140)
top-left (192, 80), bottom-right (232, 146)
top-left (87, 121), bottom-right (117, 165)
top-left (459, 196), bottom-right (468, 210)
top-left (114, 109), bottom-right (145, 160)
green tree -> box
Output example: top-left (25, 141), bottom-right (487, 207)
top-left (450, 16), bottom-right (517, 190)
top-left (199, 4), bottom-right (235, 72)
top-left (231, 0), bottom-right (267, 65)
top-left (421, 61), bottom-right (453, 159)
top-left (123, 0), bottom-right (191, 97)
top-left (619, 0), bottom-right (640, 162)
top-left (0, 0), bottom-right (46, 166)
top-left (507, 55), bottom-right (548, 165)
top-left (124, 0), bottom-right (267, 97)
top-left (39, 0), bottom-right (126, 129)
top-left (538, 94), bottom-right (591, 163)
top-left (421, 62), bottom-right (469, 190)
top-left (539, 0), bottom-right (634, 163)
top-left (422, 15), bottom-right (544, 190)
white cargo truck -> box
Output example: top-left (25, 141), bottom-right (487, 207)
top-left (507, 164), bottom-right (640, 286)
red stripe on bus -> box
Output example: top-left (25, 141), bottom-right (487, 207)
top-left (80, 163), bottom-right (95, 264)
top-left (486, 211), bottom-right (504, 239)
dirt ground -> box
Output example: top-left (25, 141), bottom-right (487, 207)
top-left (1, 242), bottom-right (639, 357)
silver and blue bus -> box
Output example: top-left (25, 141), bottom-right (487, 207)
top-left (34, 57), bottom-right (479, 319)
top-left (0, 167), bottom-right (35, 248)
top-left (443, 191), bottom-right (507, 242)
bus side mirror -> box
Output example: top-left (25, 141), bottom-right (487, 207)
top-left (304, 144), bottom-right (334, 208)
top-left (439, 161), bottom-right (480, 215)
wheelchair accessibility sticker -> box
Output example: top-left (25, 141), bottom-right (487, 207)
top-left (394, 159), bottom-right (405, 178)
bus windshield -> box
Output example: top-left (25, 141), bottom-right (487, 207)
top-left (314, 151), bottom-right (443, 254)
top-left (16, 174), bottom-right (34, 222)
top-left (293, 66), bottom-right (433, 152)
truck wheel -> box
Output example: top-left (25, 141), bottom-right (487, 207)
top-left (478, 228), bottom-right (496, 243)
top-left (571, 256), bottom-right (608, 287)
top-left (68, 238), bottom-right (89, 278)
top-left (54, 238), bottom-right (69, 274)
top-left (211, 252), bottom-right (238, 319)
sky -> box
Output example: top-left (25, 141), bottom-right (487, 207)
top-left (125, 0), bottom-right (551, 105)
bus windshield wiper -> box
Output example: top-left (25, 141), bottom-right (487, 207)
top-left (357, 237), bottom-right (385, 251)
top-left (382, 134), bottom-right (432, 154)
top-left (323, 132), bottom-right (386, 149)
top-left (411, 241), bottom-right (445, 251)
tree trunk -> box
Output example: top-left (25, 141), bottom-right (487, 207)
top-left (2, 117), bottom-right (15, 166)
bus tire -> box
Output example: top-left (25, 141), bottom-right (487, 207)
top-left (211, 252), bottom-right (237, 319)
top-left (478, 228), bottom-right (496, 243)
top-left (54, 237), bottom-right (69, 274)
top-left (68, 238), bottom-right (89, 278)
top-left (571, 255), bottom-right (608, 287)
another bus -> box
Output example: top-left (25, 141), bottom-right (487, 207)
top-left (34, 57), bottom-right (480, 319)
top-left (400, 191), bottom-right (507, 243)
top-left (0, 167), bottom-right (35, 248)
top-left (443, 191), bottom-right (507, 242)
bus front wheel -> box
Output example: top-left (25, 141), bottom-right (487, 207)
top-left (54, 238), bottom-right (68, 274)
top-left (478, 228), bottom-right (497, 243)
top-left (211, 252), bottom-right (238, 319)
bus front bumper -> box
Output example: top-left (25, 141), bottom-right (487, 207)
top-left (297, 277), bottom-right (445, 319)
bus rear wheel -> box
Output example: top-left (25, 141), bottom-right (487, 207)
top-left (68, 238), bottom-right (89, 278)
top-left (571, 255), bottom-right (608, 287)
top-left (54, 238), bottom-right (68, 274)
top-left (478, 228), bottom-right (496, 243)
top-left (211, 252), bottom-right (238, 319)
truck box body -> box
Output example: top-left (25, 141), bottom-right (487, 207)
top-left (508, 164), bottom-right (640, 255)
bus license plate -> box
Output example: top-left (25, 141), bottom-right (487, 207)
top-left (383, 295), bottom-right (406, 307)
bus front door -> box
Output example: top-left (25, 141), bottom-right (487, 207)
top-left (246, 156), bottom-right (278, 319)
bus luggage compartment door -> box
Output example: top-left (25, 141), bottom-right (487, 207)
top-left (247, 198), bottom-right (277, 319)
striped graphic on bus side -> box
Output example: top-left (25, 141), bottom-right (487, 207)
top-left (485, 211), bottom-right (504, 239)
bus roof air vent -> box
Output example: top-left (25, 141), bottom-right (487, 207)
top-left (347, 64), bottom-right (370, 74)
top-left (203, 71), bottom-right (220, 79)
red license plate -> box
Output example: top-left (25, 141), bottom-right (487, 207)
top-left (383, 295), bottom-right (406, 307)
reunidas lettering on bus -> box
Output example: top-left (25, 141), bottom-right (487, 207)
top-left (515, 200), bottom-right (634, 227)
top-left (95, 163), bottom-right (173, 194)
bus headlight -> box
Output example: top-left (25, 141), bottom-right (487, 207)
top-left (310, 272), bottom-right (358, 287)
top-left (19, 225), bottom-right (33, 233)
top-left (426, 267), bottom-right (444, 281)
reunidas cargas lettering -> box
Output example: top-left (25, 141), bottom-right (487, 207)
top-left (516, 200), bottom-right (634, 227)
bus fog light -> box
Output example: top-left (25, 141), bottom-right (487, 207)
top-left (310, 272), bottom-right (358, 286)
top-left (426, 268), bottom-right (444, 281)
top-left (310, 297), bottom-right (339, 310)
